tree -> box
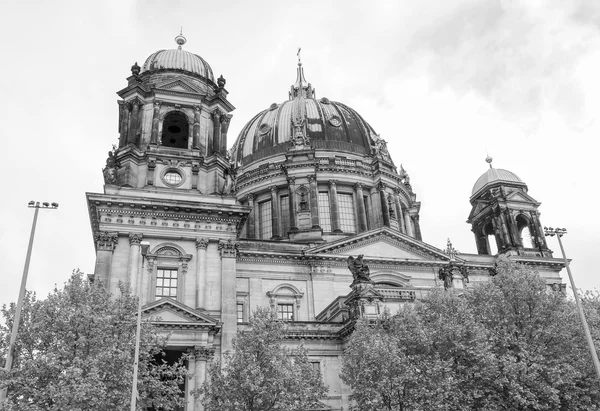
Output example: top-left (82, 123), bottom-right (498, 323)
top-left (341, 259), bottom-right (600, 410)
top-left (196, 307), bottom-right (328, 411)
top-left (0, 270), bottom-right (188, 411)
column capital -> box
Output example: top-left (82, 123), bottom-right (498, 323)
top-left (287, 176), bottom-right (296, 185)
top-left (195, 237), bottom-right (209, 250)
top-left (378, 182), bottom-right (386, 191)
top-left (193, 346), bottom-right (216, 361)
top-left (193, 104), bottom-right (201, 113)
top-left (212, 109), bottom-right (222, 121)
top-left (128, 233), bottom-right (143, 245)
top-left (153, 99), bottom-right (162, 108)
top-left (246, 193), bottom-right (255, 202)
top-left (218, 239), bottom-right (239, 258)
top-left (307, 174), bottom-right (317, 183)
top-left (95, 232), bottom-right (118, 252)
top-left (353, 182), bottom-right (364, 191)
top-left (270, 186), bottom-right (278, 194)
top-left (393, 186), bottom-right (402, 195)
top-left (328, 179), bottom-right (337, 187)
top-left (220, 114), bottom-right (231, 126)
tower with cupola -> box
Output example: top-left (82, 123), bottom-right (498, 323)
top-left (467, 156), bottom-right (551, 258)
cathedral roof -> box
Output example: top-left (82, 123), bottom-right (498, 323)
top-left (230, 62), bottom-right (380, 166)
top-left (471, 157), bottom-right (525, 198)
top-left (140, 34), bottom-right (214, 82)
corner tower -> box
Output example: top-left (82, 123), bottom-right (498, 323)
top-left (467, 156), bottom-right (551, 258)
top-left (87, 35), bottom-right (251, 369)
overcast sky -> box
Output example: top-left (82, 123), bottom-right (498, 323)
top-left (0, 0), bottom-right (598, 307)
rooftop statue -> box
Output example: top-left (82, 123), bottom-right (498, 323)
top-left (347, 255), bottom-right (373, 287)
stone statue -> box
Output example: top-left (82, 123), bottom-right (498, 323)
top-left (438, 264), bottom-right (468, 290)
top-left (222, 154), bottom-right (238, 195)
top-left (102, 148), bottom-right (119, 184)
top-left (290, 119), bottom-right (310, 148)
top-left (131, 62), bottom-right (140, 76)
top-left (347, 255), bottom-right (373, 286)
top-left (217, 74), bottom-right (226, 89)
top-left (370, 133), bottom-right (389, 158)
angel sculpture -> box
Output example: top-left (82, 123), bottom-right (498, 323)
top-left (347, 255), bottom-right (373, 286)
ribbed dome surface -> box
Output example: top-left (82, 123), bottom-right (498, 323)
top-left (471, 168), bottom-right (524, 196)
top-left (141, 49), bottom-right (214, 82)
top-left (231, 97), bottom-right (378, 165)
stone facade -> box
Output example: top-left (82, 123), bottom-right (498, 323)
top-left (86, 37), bottom-right (565, 411)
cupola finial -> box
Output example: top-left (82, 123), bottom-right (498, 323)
top-left (289, 47), bottom-right (315, 100)
top-left (175, 29), bottom-right (186, 50)
top-left (485, 154), bottom-right (493, 168)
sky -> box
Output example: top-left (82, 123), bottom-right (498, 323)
top-left (0, 0), bottom-right (598, 307)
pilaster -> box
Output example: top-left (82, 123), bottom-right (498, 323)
top-left (195, 238), bottom-right (208, 310)
top-left (218, 240), bottom-right (238, 354)
top-left (127, 233), bottom-right (143, 293)
top-left (329, 180), bottom-right (342, 233)
top-left (354, 183), bottom-right (368, 232)
top-left (308, 174), bottom-right (320, 229)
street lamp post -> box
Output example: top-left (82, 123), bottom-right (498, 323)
top-left (131, 241), bottom-right (150, 411)
top-left (0, 201), bottom-right (58, 407)
top-left (544, 226), bottom-right (600, 383)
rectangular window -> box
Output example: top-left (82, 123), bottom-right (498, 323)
top-left (280, 195), bottom-right (290, 235)
top-left (310, 361), bottom-right (321, 373)
top-left (277, 304), bottom-right (294, 321)
top-left (259, 200), bottom-right (272, 239)
top-left (237, 303), bottom-right (244, 323)
top-left (338, 193), bottom-right (356, 233)
top-left (156, 268), bottom-right (178, 300)
top-left (318, 192), bottom-right (332, 232)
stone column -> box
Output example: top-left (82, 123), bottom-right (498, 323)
top-left (370, 186), bottom-right (382, 228)
top-left (195, 238), bottom-right (208, 310)
top-left (118, 101), bottom-right (130, 148)
top-left (246, 195), bottom-right (256, 239)
top-left (192, 105), bottom-right (202, 150)
top-left (393, 188), bottom-right (406, 234)
top-left (194, 346), bottom-right (215, 411)
top-left (413, 214), bottom-right (422, 241)
top-left (127, 233), bottom-right (143, 293)
top-left (379, 183), bottom-right (391, 227)
top-left (308, 174), bottom-right (320, 229)
top-left (220, 115), bottom-right (232, 155)
top-left (211, 110), bottom-right (221, 155)
top-left (93, 232), bottom-right (118, 286)
top-left (329, 180), bottom-right (342, 233)
top-left (219, 240), bottom-right (238, 354)
top-left (287, 178), bottom-right (298, 232)
top-left (270, 186), bottom-right (281, 239)
top-left (354, 183), bottom-right (368, 232)
top-left (127, 99), bottom-right (140, 145)
top-left (150, 100), bottom-right (161, 145)
top-left (404, 210), bottom-right (414, 237)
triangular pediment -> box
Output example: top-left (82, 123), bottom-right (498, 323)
top-left (505, 189), bottom-right (539, 204)
top-left (154, 78), bottom-right (203, 94)
top-left (307, 227), bottom-right (455, 262)
top-left (142, 298), bottom-right (219, 327)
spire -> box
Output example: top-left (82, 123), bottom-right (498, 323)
top-left (175, 29), bottom-right (186, 50)
top-left (289, 47), bottom-right (315, 100)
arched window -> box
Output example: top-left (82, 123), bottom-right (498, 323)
top-left (483, 222), bottom-right (498, 255)
top-left (516, 215), bottom-right (534, 248)
top-left (162, 112), bottom-right (189, 149)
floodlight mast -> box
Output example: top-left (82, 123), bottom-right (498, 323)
top-left (544, 226), bottom-right (600, 384)
top-left (0, 201), bottom-right (58, 407)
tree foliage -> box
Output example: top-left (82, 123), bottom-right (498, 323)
top-left (342, 259), bottom-right (600, 410)
top-left (0, 270), bottom-right (187, 411)
top-left (196, 307), bottom-right (328, 411)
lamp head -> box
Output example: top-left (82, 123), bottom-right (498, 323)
top-left (140, 241), bottom-right (150, 256)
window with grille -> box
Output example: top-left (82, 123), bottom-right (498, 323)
top-left (237, 303), bottom-right (244, 323)
top-left (280, 195), bottom-right (290, 235)
top-left (155, 269), bottom-right (178, 300)
top-left (277, 304), bottom-right (294, 321)
top-left (259, 200), bottom-right (272, 239)
top-left (318, 192), bottom-right (332, 232)
top-left (338, 193), bottom-right (356, 233)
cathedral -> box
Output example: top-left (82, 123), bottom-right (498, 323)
top-left (86, 35), bottom-right (565, 410)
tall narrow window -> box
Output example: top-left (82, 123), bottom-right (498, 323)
top-left (338, 193), bottom-right (356, 233)
top-left (237, 303), bottom-right (245, 323)
top-left (280, 195), bottom-right (290, 235)
top-left (277, 304), bottom-right (294, 321)
top-left (156, 268), bottom-right (178, 300)
top-left (318, 192), bottom-right (332, 232)
top-left (259, 200), bottom-right (272, 239)
top-left (516, 215), bottom-right (534, 248)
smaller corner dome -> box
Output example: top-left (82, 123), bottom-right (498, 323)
top-left (471, 167), bottom-right (524, 197)
top-left (140, 36), bottom-right (215, 82)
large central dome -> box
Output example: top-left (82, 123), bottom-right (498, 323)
top-left (231, 63), bottom-right (380, 166)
